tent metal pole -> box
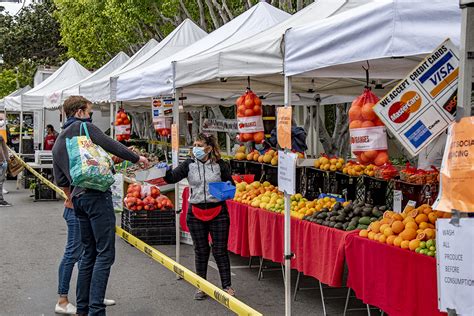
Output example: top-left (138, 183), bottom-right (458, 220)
top-left (456, 1), bottom-right (474, 120)
top-left (41, 107), bottom-right (46, 150)
top-left (19, 95), bottom-right (23, 155)
top-left (284, 75), bottom-right (292, 316)
top-left (314, 94), bottom-right (321, 158)
top-left (173, 88), bottom-right (181, 267)
top-left (110, 103), bottom-right (114, 139)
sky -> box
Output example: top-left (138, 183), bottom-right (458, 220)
top-left (0, 0), bottom-right (34, 16)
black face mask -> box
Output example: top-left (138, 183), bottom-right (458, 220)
top-left (63, 116), bottom-right (93, 129)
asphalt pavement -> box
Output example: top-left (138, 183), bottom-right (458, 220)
top-left (0, 181), bottom-right (371, 316)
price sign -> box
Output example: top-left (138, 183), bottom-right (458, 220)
top-left (393, 190), bottom-right (402, 213)
top-left (277, 107), bottom-right (292, 149)
top-left (278, 150), bottom-right (297, 194)
top-left (436, 219), bottom-right (474, 315)
top-left (171, 124), bottom-right (178, 151)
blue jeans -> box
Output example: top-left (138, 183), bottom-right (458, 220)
top-left (73, 191), bottom-right (115, 316)
top-left (58, 207), bottom-right (83, 295)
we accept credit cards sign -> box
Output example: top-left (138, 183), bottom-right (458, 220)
top-left (374, 39), bottom-right (459, 156)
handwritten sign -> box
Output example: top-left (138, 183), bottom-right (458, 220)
top-left (278, 150), bottom-right (297, 194)
top-left (277, 107), bottom-right (292, 149)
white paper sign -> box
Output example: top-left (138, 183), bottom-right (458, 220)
top-left (374, 39), bottom-right (459, 156)
top-left (237, 115), bottom-right (264, 133)
top-left (436, 218), bottom-right (474, 315)
top-left (393, 190), bottom-right (402, 213)
top-left (350, 126), bottom-right (388, 152)
top-left (115, 124), bottom-right (131, 135)
top-left (278, 151), bottom-right (297, 194)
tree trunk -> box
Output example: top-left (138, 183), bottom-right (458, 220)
top-left (296, 0), bottom-right (303, 11)
top-left (222, 0), bottom-right (234, 19)
top-left (204, 0), bottom-right (221, 29)
top-left (212, 0), bottom-right (229, 24)
top-left (179, 0), bottom-right (193, 20)
top-left (196, 0), bottom-right (208, 30)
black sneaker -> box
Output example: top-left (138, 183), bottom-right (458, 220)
top-left (194, 289), bottom-right (207, 300)
top-left (0, 201), bottom-right (11, 207)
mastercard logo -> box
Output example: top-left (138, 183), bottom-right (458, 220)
top-left (388, 91), bottom-right (422, 124)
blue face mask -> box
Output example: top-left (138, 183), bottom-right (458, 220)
top-left (193, 147), bottom-right (208, 160)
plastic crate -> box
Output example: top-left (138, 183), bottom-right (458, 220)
top-left (245, 161), bottom-right (263, 181)
top-left (121, 208), bottom-right (175, 229)
top-left (394, 180), bottom-right (439, 208)
top-left (332, 172), bottom-right (358, 201)
top-left (208, 182), bottom-right (236, 201)
top-left (122, 224), bottom-right (176, 245)
top-left (304, 167), bottom-right (327, 200)
top-left (230, 160), bottom-right (246, 175)
top-left (34, 182), bottom-right (57, 201)
top-left (362, 176), bottom-right (391, 207)
top-left (262, 164), bottom-right (278, 186)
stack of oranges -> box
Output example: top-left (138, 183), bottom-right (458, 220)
top-left (359, 204), bottom-right (451, 253)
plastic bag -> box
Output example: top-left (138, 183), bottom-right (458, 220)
top-left (236, 89), bottom-right (264, 144)
top-left (66, 122), bottom-right (115, 191)
top-left (349, 88), bottom-right (388, 166)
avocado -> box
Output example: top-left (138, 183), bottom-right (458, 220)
top-left (329, 222), bottom-right (336, 228)
top-left (362, 210), bottom-right (372, 217)
top-left (316, 219), bottom-right (323, 225)
top-left (333, 202), bottom-right (342, 211)
top-left (346, 225), bottom-right (356, 231)
top-left (321, 207), bottom-right (330, 213)
top-left (329, 216), bottom-right (337, 222)
top-left (342, 222), bottom-right (349, 230)
top-left (372, 210), bottom-right (383, 218)
top-left (343, 205), bottom-right (353, 213)
top-left (334, 223), bottom-right (343, 230)
top-left (370, 217), bottom-right (378, 222)
top-left (358, 216), bottom-right (371, 225)
top-left (323, 221), bottom-right (329, 226)
top-left (357, 224), bottom-right (369, 230)
top-left (351, 216), bottom-right (360, 223)
top-left (336, 215), bottom-right (346, 222)
top-left (379, 206), bottom-right (387, 212)
top-left (353, 207), bottom-right (362, 215)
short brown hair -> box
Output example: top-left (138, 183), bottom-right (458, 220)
top-left (63, 96), bottom-right (91, 118)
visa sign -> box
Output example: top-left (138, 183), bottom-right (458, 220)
top-left (418, 51), bottom-right (459, 98)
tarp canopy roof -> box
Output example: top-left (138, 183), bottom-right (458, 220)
top-left (174, 0), bottom-right (372, 91)
top-left (6, 58), bottom-right (91, 111)
top-left (44, 52), bottom-right (130, 109)
top-left (284, 0), bottom-right (461, 86)
top-left (116, 2), bottom-right (291, 102)
top-left (1, 86), bottom-right (31, 111)
top-left (80, 38), bottom-right (159, 103)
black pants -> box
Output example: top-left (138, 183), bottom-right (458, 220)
top-left (187, 205), bottom-right (231, 289)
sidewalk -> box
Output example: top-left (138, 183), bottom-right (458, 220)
top-left (0, 181), bottom-right (367, 315)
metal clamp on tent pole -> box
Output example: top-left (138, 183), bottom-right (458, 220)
top-left (449, 209), bottom-right (464, 227)
top-left (284, 253), bottom-right (295, 260)
top-left (362, 61), bottom-right (370, 88)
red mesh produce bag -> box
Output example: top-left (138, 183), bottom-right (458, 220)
top-left (115, 108), bottom-right (131, 142)
top-left (349, 88), bottom-right (388, 166)
top-left (236, 89), bottom-right (264, 143)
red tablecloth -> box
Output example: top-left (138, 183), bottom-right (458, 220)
top-left (247, 206), bottom-right (354, 287)
top-left (345, 235), bottom-right (445, 316)
top-left (226, 200), bottom-right (250, 257)
top-left (180, 188), bottom-right (250, 257)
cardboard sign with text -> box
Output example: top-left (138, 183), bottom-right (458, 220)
top-left (350, 126), bottom-right (388, 152)
top-left (171, 124), bottom-right (178, 151)
top-left (277, 107), bottom-right (292, 149)
top-left (373, 39), bottom-right (459, 156)
top-left (433, 117), bottom-right (474, 213)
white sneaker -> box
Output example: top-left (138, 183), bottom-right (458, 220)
top-left (104, 298), bottom-right (116, 306)
top-left (55, 302), bottom-right (76, 315)
top-left (2, 189), bottom-right (8, 194)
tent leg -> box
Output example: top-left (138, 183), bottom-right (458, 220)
top-left (173, 88), bottom-right (181, 274)
top-left (110, 102), bottom-right (114, 139)
top-left (314, 95), bottom-right (321, 157)
top-left (19, 97), bottom-right (23, 155)
top-left (456, 3), bottom-right (474, 119)
top-left (283, 75), bottom-right (292, 316)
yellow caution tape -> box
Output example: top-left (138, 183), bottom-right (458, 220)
top-left (7, 148), bottom-right (67, 200)
top-left (116, 227), bottom-right (262, 316)
top-left (9, 148), bottom-right (262, 316)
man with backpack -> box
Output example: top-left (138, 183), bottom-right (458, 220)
top-left (53, 96), bottom-right (148, 316)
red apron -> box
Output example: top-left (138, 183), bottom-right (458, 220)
top-left (191, 205), bottom-right (222, 221)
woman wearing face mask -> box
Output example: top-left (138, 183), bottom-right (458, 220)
top-left (164, 133), bottom-right (235, 300)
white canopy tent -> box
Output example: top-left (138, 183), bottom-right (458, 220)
top-left (6, 58), bottom-right (91, 111)
top-left (1, 86), bottom-right (31, 111)
top-left (284, 0), bottom-right (461, 81)
top-left (79, 38), bottom-right (159, 103)
top-left (115, 2), bottom-right (291, 101)
top-left (44, 52), bottom-right (130, 109)
top-left (173, 0), bottom-right (372, 92)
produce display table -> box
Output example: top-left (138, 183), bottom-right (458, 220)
top-left (345, 235), bottom-right (444, 316)
top-left (248, 206), bottom-right (356, 287)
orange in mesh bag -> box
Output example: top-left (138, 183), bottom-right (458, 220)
top-left (349, 88), bottom-right (388, 166)
top-left (236, 89), bottom-right (264, 143)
